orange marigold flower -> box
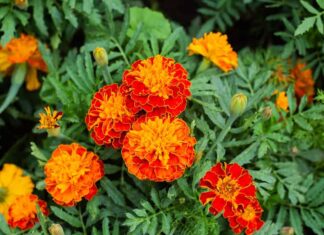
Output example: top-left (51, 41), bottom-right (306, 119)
top-left (44, 143), bottom-right (104, 206)
top-left (85, 84), bottom-right (136, 149)
top-left (290, 61), bottom-right (315, 103)
top-left (121, 55), bottom-right (191, 117)
top-left (227, 199), bottom-right (264, 235)
top-left (276, 91), bottom-right (289, 112)
top-left (7, 194), bottom-right (48, 230)
top-left (199, 163), bottom-right (256, 217)
top-left (0, 34), bottom-right (47, 91)
top-left (188, 32), bottom-right (238, 72)
top-left (0, 164), bottom-right (34, 220)
top-left (38, 106), bottom-right (63, 129)
top-left (122, 115), bottom-right (196, 182)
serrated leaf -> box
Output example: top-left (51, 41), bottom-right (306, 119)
top-left (0, 214), bottom-right (10, 234)
top-left (1, 13), bottom-right (15, 45)
top-left (102, 217), bottom-right (110, 235)
top-left (317, 0), bottom-right (324, 9)
top-left (277, 182), bottom-right (286, 199)
top-left (110, 0), bottom-right (124, 13)
top-left (150, 188), bottom-right (161, 208)
top-left (301, 0), bottom-right (319, 14)
top-left (316, 16), bottom-right (324, 34)
top-left (161, 213), bottom-right (171, 234)
top-left (294, 116), bottom-right (313, 131)
top-left (101, 177), bottom-right (125, 206)
top-left (161, 27), bottom-right (182, 55)
top-left (301, 209), bottom-right (323, 235)
top-left (33, 0), bottom-right (48, 36)
top-left (50, 206), bottom-right (82, 228)
top-left (231, 142), bottom-right (259, 165)
top-left (289, 208), bottom-right (303, 235)
top-left (258, 142), bottom-right (268, 158)
top-left (294, 16), bottom-right (316, 36)
top-left (30, 142), bottom-right (48, 162)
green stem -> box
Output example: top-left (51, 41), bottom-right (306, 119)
top-left (196, 58), bottom-right (210, 73)
top-left (110, 37), bottom-right (130, 67)
top-left (189, 97), bottom-right (222, 112)
top-left (103, 66), bottom-right (114, 84)
top-left (79, 206), bottom-right (87, 235)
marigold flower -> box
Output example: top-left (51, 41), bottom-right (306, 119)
top-left (0, 164), bottom-right (34, 220)
top-left (122, 115), bottom-right (196, 182)
top-left (290, 61), bottom-right (314, 103)
top-left (15, 0), bottom-right (29, 9)
top-left (85, 84), bottom-right (136, 149)
top-left (0, 34), bottom-right (47, 91)
top-left (276, 91), bottom-right (289, 112)
top-left (199, 163), bottom-right (256, 217)
top-left (7, 194), bottom-right (48, 230)
top-left (44, 143), bottom-right (104, 206)
top-left (38, 106), bottom-right (63, 130)
top-left (227, 199), bottom-right (264, 235)
top-left (188, 32), bottom-right (238, 72)
top-left (121, 55), bottom-right (191, 117)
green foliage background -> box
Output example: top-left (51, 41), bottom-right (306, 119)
top-left (0, 0), bottom-right (324, 234)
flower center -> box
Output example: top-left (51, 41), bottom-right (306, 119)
top-left (129, 55), bottom-right (175, 99)
top-left (216, 176), bottom-right (240, 201)
top-left (241, 205), bottom-right (256, 221)
top-left (0, 187), bottom-right (8, 203)
top-left (99, 92), bottom-right (131, 121)
top-left (128, 117), bottom-right (184, 167)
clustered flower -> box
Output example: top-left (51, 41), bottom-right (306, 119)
top-left (85, 54), bottom-right (195, 182)
top-left (199, 162), bottom-right (264, 235)
top-left (0, 34), bottom-right (47, 91)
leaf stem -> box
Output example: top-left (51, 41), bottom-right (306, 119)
top-left (110, 37), bottom-right (130, 67)
top-left (79, 206), bottom-right (88, 235)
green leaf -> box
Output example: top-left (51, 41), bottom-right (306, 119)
top-left (30, 142), bottom-right (48, 162)
top-left (161, 27), bottom-right (182, 55)
top-left (289, 208), bottom-right (303, 235)
top-left (128, 7), bottom-right (171, 40)
top-left (301, 209), bottom-right (323, 235)
top-left (50, 206), bottom-right (82, 228)
top-left (317, 0), bottom-right (324, 9)
top-left (0, 214), bottom-right (10, 235)
top-left (82, 0), bottom-right (93, 14)
top-left (109, 0), bottom-right (124, 13)
top-left (294, 16), bottom-right (316, 36)
top-left (100, 177), bottom-right (126, 206)
top-left (301, 0), bottom-right (320, 14)
top-left (177, 178), bottom-right (195, 199)
top-left (102, 217), bottom-right (110, 235)
top-left (1, 13), bottom-right (15, 46)
top-left (294, 116), bottom-right (313, 131)
top-left (150, 188), bottom-right (161, 208)
top-left (161, 213), bottom-right (171, 234)
top-left (231, 142), bottom-right (259, 165)
top-left (316, 16), bottom-right (324, 34)
top-left (33, 0), bottom-right (48, 36)
top-left (36, 204), bottom-right (49, 235)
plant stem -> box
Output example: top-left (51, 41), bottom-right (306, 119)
top-left (110, 37), bottom-right (130, 67)
top-left (79, 206), bottom-right (88, 235)
top-left (103, 66), bottom-right (114, 84)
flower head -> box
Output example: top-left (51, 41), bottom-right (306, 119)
top-left (290, 61), bottom-right (314, 103)
top-left (188, 32), bottom-right (238, 72)
top-left (276, 91), bottom-right (289, 112)
top-left (44, 143), bottom-right (104, 206)
top-left (0, 164), bottom-right (34, 219)
top-left (0, 34), bottom-right (47, 91)
top-left (199, 163), bottom-right (256, 217)
top-left (227, 199), bottom-right (264, 235)
top-left (85, 84), bottom-right (136, 149)
top-left (122, 115), bottom-right (196, 182)
top-left (38, 106), bottom-right (63, 130)
top-left (121, 55), bottom-right (191, 117)
top-left (7, 194), bottom-right (48, 230)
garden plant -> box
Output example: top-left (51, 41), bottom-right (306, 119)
top-left (0, 0), bottom-right (324, 235)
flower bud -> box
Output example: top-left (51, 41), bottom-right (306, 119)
top-left (49, 223), bottom-right (64, 235)
top-left (262, 106), bottom-right (272, 120)
top-left (230, 93), bottom-right (247, 116)
top-left (280, 226), bottom-right (294, 235)
top-left (93, 47), bottom-right (108, 66)
top-left (179, 197), bottom-right (186, 204)
top-left (47, 127), bottom-right (61, 137)
top-left (15, 0), bottom-right (28, 9)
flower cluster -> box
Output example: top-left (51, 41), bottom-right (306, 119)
top-left (44, 143), bottom-right (104, 206)
top-left (86, 54), bottom-right (195, 181)
top-left (187, 32), bottom-right (238, 72)
top-left (199, 162), bottom-right (264, 235)
top-left (0, 164), bottom-right (48, 230)
top-left (0, 34), bottom-right (47, 91)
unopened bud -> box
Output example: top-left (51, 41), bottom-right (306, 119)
top-left (291, 146), bottom-right (299, 155)
top-left (49, 223), bottom-right (64, 235)
top-left (262, 106), bottom-right (272, 120)
top-left (15, 0), bottom-right (28, 9)
top-left (230, 93), bottom-right (247, 116)
top-left (280, 226), bottom-right (294, 235)
top-left (93, 47), bottom-right (108, 66)
top-left (47, 127), bottom-right (61, 137)
top-left (179, 197), bottom-right (186, 204)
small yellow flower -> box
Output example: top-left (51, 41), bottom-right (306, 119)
top-left (38, 106), bottom-right (63, 130)
top-left (93, 47), bottom-right (108, 66)
top-left (276, 92), bottom-right (289, 112)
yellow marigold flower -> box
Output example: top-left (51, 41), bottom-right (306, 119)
top-left (44, 143), bottom-right (104, 206)
top-left (276, 91), bottom-right (289, 112)
top-left (187, 32), bottom-right (238, 72)
top-left (122, 116), bottom-right (196, 182)
top-left (0, 34), bottom-right (47, 91)
top-left (0, 164), bottom-right (34, 220)
top-left (8, 194), bottom-right (48, 230)
top-left (38, 106), bottom-right (63, 130)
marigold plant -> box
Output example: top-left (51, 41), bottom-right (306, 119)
top-left (44, 143), bottom-right (104, 206)
top-left (122, 115), bottom-right (196, 182)
top-left (7, 194), bottom-right (48, 230)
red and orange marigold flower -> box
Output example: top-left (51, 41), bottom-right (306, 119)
top-left (85, 84), bottom-right (136, 149)
top-left (199, 162), bottom-right (264, 235)
top-left (290, 61), bottom-right (314, 103)
top-left (7, 194), bottom-right (48, 230)
top-left (44, 143), bottom-right (104, 206)
top-left (0, 34), bottom-right (47, 91)
top-left (188, 32), bottom-right (238, 72)
top-left (122, 115), bottom-right (196, 182)
top-left (121, 55), bottom-right (191, 117)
